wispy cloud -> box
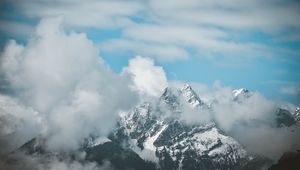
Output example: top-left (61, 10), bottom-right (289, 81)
top-left (13, 0), bottom-right (142, 28)
top-left (1, 0), bottom-right (300, 61)
top-left (0, 20), bottom-right (34, 39)
top-left (281, 86), bottom-right (300, 99)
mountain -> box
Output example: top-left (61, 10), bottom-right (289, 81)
top-left (113, 85), bottom-right (273, 170)
top-left (3, 84), bottom-right (299, 170)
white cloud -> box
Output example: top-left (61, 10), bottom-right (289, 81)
top-left (0, 151), bottom-right (112, 170)
top-left (149, 0), bottom-right (300, 31)
top-left (204, 82), bottom-right (300, 159)
top-left (2, 0), bottom-right (300, 61)
top-left (100, 0), bottom-right (300, 61)
top-left (14, 0), bottom-right (142, 29)
top-left (280, 86), bottom-right (300, 99)
top-left (122, 56), bottom-right (168, 97)
top-left (100, 39), bottom-right (189, 61)
top-left (37, 157), bottom-right (113, 170)
top-left (167, 81), bottom-right (278, 129)
top-left (0, 95), bottom-right (42, 155)
top-left (167, 81), bottom-right (300, 158)
top-left (0, 20), bottom-right (34, 39)
top-left (8, 0), bottom-right (300, 32)
top-left (213, 91), bottom-right (276, 131)
top-left (0, 17), bottom-right (138, 151)
top-left (231, 124), bottom-right (300, 159)
top-left (101, 23), bottom-right (275, 62)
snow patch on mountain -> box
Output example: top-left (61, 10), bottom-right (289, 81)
top-left (87, 136), bottom-right (111, 147)
top-left (144, 124), bottom-right (168, 152)
top-left (293, 107), bottom-right (300, 122)
top-left (132, 123), bottom-right (169, 163)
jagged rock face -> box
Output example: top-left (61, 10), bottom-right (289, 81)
top-left (116, 85), bottom-right (266, 170)
top-left (293, 107), bottom-right (300, 122)
top-left (180, 84), bottom-right (207, 108)
top-left (160, 87), bottom-right (181, 109)
top-left (275, 108), bottom-right (297, 127)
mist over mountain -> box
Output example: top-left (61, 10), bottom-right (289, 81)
top-left (0, 15), bottom-right (300, 170)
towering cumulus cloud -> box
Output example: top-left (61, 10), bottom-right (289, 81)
top-left (0, 17), bottom-right (138, 152)
top-left (123, 56), bottom-right (168, 97)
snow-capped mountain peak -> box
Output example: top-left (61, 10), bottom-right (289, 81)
top-left (180, 84), bottom-right (205, 108)
top-left (232, 88), bottom-right (249, 98)
top-left (86, 136), bottom-right (111, 147)
top-left (114, 85), bottom-right (262, 169)
top-left (232, 88), bottom-right (252, 102)
top-left (181, 83), bottom-right (193, 91)
top-left (160, 84), bottom-right (207, 110)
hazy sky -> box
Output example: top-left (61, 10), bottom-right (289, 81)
top-left (0, 0), bottom-right (300, 104)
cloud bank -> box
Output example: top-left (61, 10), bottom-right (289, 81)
top-left (0, 17), bottom-right (138, 152)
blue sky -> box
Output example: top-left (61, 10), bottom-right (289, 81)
top-left (0, 0), bottom-right (300, 105)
